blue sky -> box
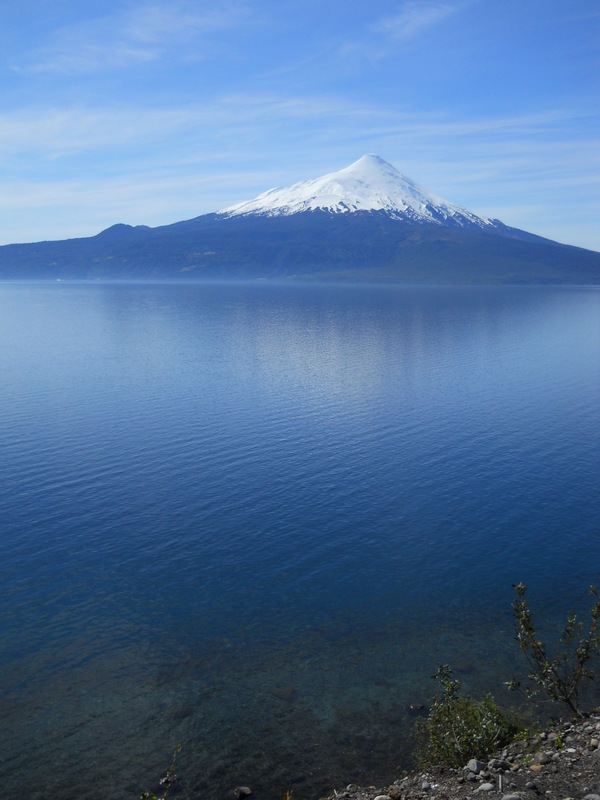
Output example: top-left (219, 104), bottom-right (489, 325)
top-left (2, 0), bottom-right (599, 250)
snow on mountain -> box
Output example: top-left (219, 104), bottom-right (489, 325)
top-left (219, 154), bottom-right (499, 231)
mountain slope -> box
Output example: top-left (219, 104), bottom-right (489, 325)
top-left (0, 156), bottom-right (599, 284)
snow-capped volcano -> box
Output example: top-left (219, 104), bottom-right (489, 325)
top-left (220, 154), bottom-right (498, 231)
top-left (4, 153), bottom-right (599, 284)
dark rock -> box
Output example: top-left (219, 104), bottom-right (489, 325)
top-left (271, 685), bottom-right (297, 702)
top-left (455, 661), bottom-right (474, 674)
top-left (406, 703), bottom-right (428, 716)
top-left (289, 775), bottom-right (306, 785)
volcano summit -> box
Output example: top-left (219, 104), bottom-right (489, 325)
top-left (221, 154), bottom-right (498, 230)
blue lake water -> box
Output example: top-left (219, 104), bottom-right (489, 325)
top-left (1, 281), bottom-right (599, 800)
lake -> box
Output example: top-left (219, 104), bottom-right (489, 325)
top-left (1, 281), bottom-right (599, 800)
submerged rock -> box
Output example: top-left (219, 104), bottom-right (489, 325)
top-left (271, 685), bottom-right (298, 702)
top-left (405, 703), bottom-right (427, 716)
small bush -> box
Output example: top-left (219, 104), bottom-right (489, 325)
top-left (511, 582), bottom-right (600, 718)
top-left (415, 665), bottom-right (522, 768)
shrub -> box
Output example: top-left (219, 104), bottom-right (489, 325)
top-left (510, 582), bottom-right (600, 718)
top-left (415, 665), bottom-right (522, 768)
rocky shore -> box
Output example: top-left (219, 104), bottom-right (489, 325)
top-left (319, 712), bottom-right (600, 800)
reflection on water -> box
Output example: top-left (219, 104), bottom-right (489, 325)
top-left (0, 282), bottom-right (599, 799)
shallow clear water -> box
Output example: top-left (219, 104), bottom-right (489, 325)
top-left (1, 282), bottom-right (599, 799)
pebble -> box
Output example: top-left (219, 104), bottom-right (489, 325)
top-left (475, 783), bottom-right (494, 793)
top-left (466, 758), bottom-right (486, 774)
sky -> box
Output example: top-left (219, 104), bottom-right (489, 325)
top-left (2, 0), bottom-right (599, 250)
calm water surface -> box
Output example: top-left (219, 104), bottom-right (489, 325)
top-left (1, 282), bottom-right (599, 799)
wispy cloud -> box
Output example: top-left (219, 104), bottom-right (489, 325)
top-left (337, 1), bottom-right (467, 64)
top-left (0, 106), bottom-right (197, 160)
top-left (372, 1), bottom-right (463, 42)
top-left (16, 1), bottom-right (251, 74)
top-left (1, 95), bottom-right (596, 172)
